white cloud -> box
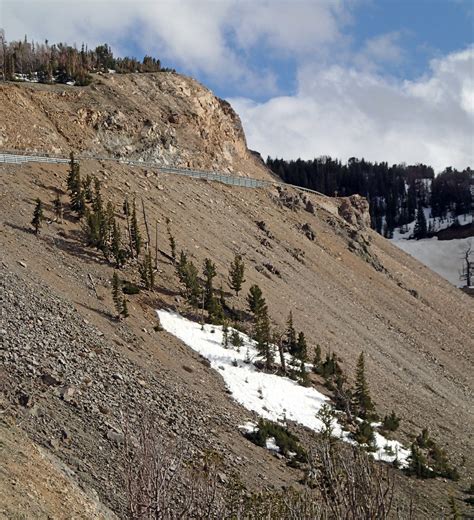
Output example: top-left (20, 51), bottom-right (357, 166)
top-left (1, 0), bottom-right (351, 93)
top-left (230, 47), bottom-right (474, 171)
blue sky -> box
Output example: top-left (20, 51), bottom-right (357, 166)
top-left (2, 0), bottom-right (474, 169)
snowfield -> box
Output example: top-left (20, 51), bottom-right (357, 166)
top-left (157, 310), bottom-right (410, 466)
top-left (393, 236), bottom-right (473, 287)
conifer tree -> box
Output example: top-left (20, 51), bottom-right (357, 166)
top-left (31, 198), bottom-right (44, 235)
top-left (111, 219), bottom-right (126, 267)
top-left (284, 311), bottom-right (298, 355)
top-left (176, 250), bottom-right (189, 284)
top-left (254, 306), bottom-right (273, 370)
top-left (413, 204), bottom-right (428, 240)
top-left (112, 271), bottom-right (122, 317)
top-left (247, 284), bottom-right (267, 317)
top-left (296, 331), bottom-right (308, 368)
top-left (53, 192), bottom-right (63, 223)
top-left (166, 217), bottom-right (176, 263)
top-left (121, 296), bottom-right (129, 319)
top-left (203, 258), bottom-right (217, 310)
top-left (130, 198), bottom-right (142, 256)
top-left (139, 251), bottom-right (155, 290)
top-left (123, 196), bottom-right (134, 259)
top-left (313, 344), bottom-right (322, 371)
top-left (183, 260), bottom-right (201, 307)
top-left (82, 174), bottom-right (93, 202)
top-left (353, 352), bottom-right (376, 419)
top-left (222, 320), bottom-right (229, 348)
top-left (228, 254), bottom-right (246, 295)
top-left (67, 152), bottom-right (78, 193)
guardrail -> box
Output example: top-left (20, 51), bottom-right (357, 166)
top-left (0, 150), bottom-right (326, 196)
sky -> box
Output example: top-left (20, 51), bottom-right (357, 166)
top-left (2, 0), bottom-right (474, 171)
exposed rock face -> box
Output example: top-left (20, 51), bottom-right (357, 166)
top-left (0, 73), bottom-right (271, 179)
top-left (337, 195), bottom-right (371, 229)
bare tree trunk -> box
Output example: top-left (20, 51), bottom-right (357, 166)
top-left (155, 220), bottom-right (158, 270)
top-left (125, 212), bottom-right (134, 259)
top-left (141, 198), bottom-right (151, 252)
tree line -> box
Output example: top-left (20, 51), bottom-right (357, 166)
top-left (267, 156), bottom-right (473, 238)
top-left (0, 32), bottom-right (173, 85)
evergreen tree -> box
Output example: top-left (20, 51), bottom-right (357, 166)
top-left (284, 311), bottom-right (298, 355)
top-left (112, 272), bottom-right (122, 317)
top-left (53, 192), bottom-right (63, 222)
top-left (313, 344), bottom-right (322, 371)
top-left (228, 254), bottom-right (246, 295)
top-left (176, 250), bottom-right (189, 284)
top-left (166, 217), bottom-right (176, 263)
top-left (67, 152), bottom-right (78, 193)
top-left (203, 258), bottom-right (217, 310)
top-left (82, 173), bottom-right (93, 202)
top-left (31, 198), bottom-right (44, 235)
top-left (222, 320), bottom-right (229, 348)
top-left (413, 204), bottom-right (428, 240)
top-left (247, 284), bottom-right (267, 317)
top-left (111, 219), bottom-right (126, 267)
top-left (183, 260), bottom-right (201, 307)
top-left (121, 297), bottom-right (129, 319)
top-left (139, 251), bottom-right (155, 290)
top-left (254, 306), bottom-right (273, 370)
top-left (130, 198), bottom-right (142, 256)
top-left (296, 331), bottom-right (308, 368)
top-left (352, 352), bottom-right (376, 419)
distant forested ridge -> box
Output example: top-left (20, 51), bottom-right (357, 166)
top-left (0, 31), bottom-right (174, 86)
top-left (267, 156), bottom-right (473, 237)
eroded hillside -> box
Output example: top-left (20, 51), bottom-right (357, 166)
top-left (1, 75), bottom-right (473, 518)
top-left (0, 73), bottom-right (270, 178)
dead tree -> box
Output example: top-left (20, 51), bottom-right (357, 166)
top-left (460, 243), bottom-right (472, 287)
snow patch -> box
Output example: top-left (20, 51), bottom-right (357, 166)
top-left (157, 310), bottom-right (410, 467)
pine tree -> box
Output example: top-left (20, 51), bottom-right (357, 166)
top-left (139, 251), bottom-right (155, 290)
top-left (296, 331), bottom-right (308, 368)
top-left (203, 258), bottom-right (217, 310)
top-left (183, 260), bottom-right (200, 307)
top-left (413, 204), bottom-right (427, 240)
top-left (130, 198), bottom-right (142, 256)
top-left (313, 344), bottom-right (322, 372)
top-left (166, 217), bottom-right (176, 263)
top-left (67, 152), bottom-right (78, 193)
top-left (121, 297), bottom-right (129, 319)
top-left (111, 219), bottom-right (126, 267)
top-left (53, 192), bottom-right (63, 223)
top-left (228, 254), bottom-right (246, 295)
top-left (353, 352), bottom-right (376, 419)
top-left (176, 250), bottom-right (189, 283)
top-left (254, 306), bottom-right (273, 370)
top-left (123, 196), bottom-right (134, 259)
top-left (31, 198), bottom-right (44, 235)
top-left (247, 284), bottom-right (267, 317)
top-left (82, 174), bottom-right (93, 202)
top-left (284, 311), bottom-right (298, 355)
top-left (222, 320), bottom-right (229, 348)
top-left (112, 272), bottom-right (122, 318)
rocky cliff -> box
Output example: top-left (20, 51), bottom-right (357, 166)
top-left (0, 72), bottom-right (271, 178)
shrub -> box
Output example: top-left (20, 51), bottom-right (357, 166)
top-left (352, 420), bottom-right (376, 451)
top-left (246, 419), bottom-right (307, 462)
top-left (122, 282), bottom-right (140, 295)
top-left (382, 411), bottom-right (400, 432)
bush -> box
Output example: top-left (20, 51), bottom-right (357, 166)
top-left (352, 420), bottom-right (376, 450)
top-left (382, 411), bottom-right (400, 432)
top-left (122, 282), bottom-right (140, 295)
top-left (246, 419), bottom-right (307, 462)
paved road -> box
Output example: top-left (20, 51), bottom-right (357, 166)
top-left (0, 151), bottom-right (324, 196)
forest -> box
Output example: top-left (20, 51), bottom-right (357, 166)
top-left (267, 156), bottom-right (473, 237)
top-left (0, 32), bottom-right (173, 85)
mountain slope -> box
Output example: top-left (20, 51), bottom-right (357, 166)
top-left (1, 74), bottom-right (473, 518)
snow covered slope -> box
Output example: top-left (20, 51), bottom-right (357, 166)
top-left (393, 237), bottom-right (472, 287)
top-left (157, 310), bottom-right (410, 466)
